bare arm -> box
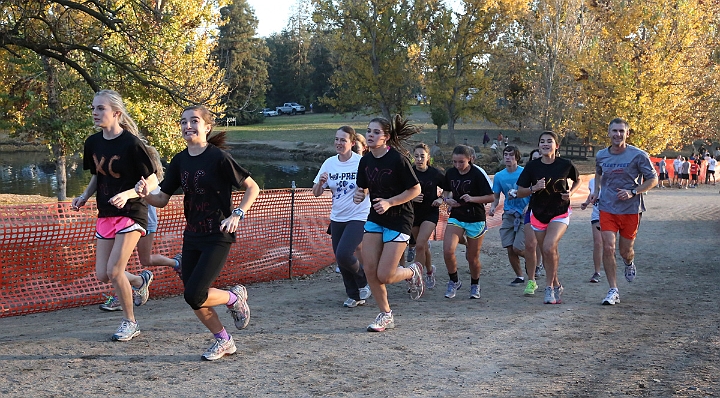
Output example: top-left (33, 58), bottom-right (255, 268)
top-left (71, 175), bottom-right (98, 210)
top-left (488, 192), bottom-right (501, 217)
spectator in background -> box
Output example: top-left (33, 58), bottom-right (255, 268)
top-left (656, 156), bottom-right (668, 188)
top-left (690, 159), bottom-right (699, 188)
top-left (706, 154), bottom-right (716, 185)
top-left (672, 155), bottom-right (683, 187)
top-left (483, 131), bottom-right (490, 147)
top-left (680, 157), bottom-right (690, 189)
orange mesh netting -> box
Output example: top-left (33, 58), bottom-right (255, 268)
top-left (1, 178), bottom-right (591, 318)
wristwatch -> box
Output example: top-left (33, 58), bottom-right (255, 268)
top-left (630, 189), bottom-right (637, 197)
top-left (232, 208), bottom-right (245, 219)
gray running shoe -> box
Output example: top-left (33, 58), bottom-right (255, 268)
top-left (535, 263), bottom-right (545, 278)
top-left (202, 336), bottom-right (237, 361)
top-left (111, 319), bottom-right (140, 341)
top-left (590, 272), bottom-right (601, 283)
top-left (99, 294), bottom-right (122, 311)
top-left (172, 253), bottom-right (183, 278)
top-left (133, 270), bottom-right (153, 306)
top-left (602, 288), bottom-right (620, 305)
top-left (444, 280), bottom-right (462, 299)
top-left (367, 312), bottom-right (394, 332)
top-left (554, 285), bottom-right (564, 304)
top-left (343, 298), bottom-right (366, 308)
top-left (406, 247), bottom-right (416, 263)
top-left (406, 262), bottom-right (425, 300)
top-left (425, 265), bottom-right (437, 289)
top-left (624, 262), bottom-right (636, 282)
top-left (227, 285), bottom-right (250, 329)
top-left (469, 284), bottom-right (481, 299)
top-left (543, 286), bottom-right (557, 304)
top-left (359, 284), bottom-right (371, 300)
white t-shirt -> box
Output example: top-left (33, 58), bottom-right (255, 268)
top-left (588, 178), bottom-right (600, 222)
top-left (709, 158), bottom-right (717, 171)
top-left (314, 153), bottom-right (370, 222)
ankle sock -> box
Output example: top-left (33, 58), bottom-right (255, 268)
top-left (226, 291), bottom-right (238, 306)
top-left (214, 328), bottom-right (230, 341)
top-left (449, 272), bottom-right (459, 283)
top-left (471, 278), bottom-right (480, 285)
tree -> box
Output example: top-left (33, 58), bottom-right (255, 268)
top-left (424, 0), bottom-right (526, 145)
top-left (312, 0), bottom-right (434, 119)
top-left (429, 106), bottom-right (449, 144)
top-left (0, 0), bottom-right (228, 199)
top-left (570, 0), bottom-right (715, 154)
top-left (217, 0), bottom-right (270, 124)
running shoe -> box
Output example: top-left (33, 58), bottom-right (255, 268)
top-left (227, 285), bottom-right (250, 330)
top-left (133, 270), bottom-right (154, 306)
top-left (509, 277), bottom-right (525, 286)
top-left (535, 263), bottom-right (544, 278)
top-left (624, 261), bottom-right (636, 282)
top-left (444, 280), bottom-right (462, 299)
top-left (335, 266), bottom-right (340, 273)
top-left (590, 272), bottom-right (601, 283)
top-left (543, 286), bottom-right (557, 304)
top-left (172, 253), bottom-right (183, 278)
top-left (523, 280), bottom-right (538, 296)
top-left (99, 294), bottom-right (122, 311)
top-left (469, 284), bottom-right (481, 299)
top-left (359, 284), bottom-right (371, 300)
top-left (406, 247), bottom-right (416, 263)
top-left (425, 265), bottom-right (437, 289)
top-left (367, 312), bottom-right (394, 332)
top-left (602, 288), bottom-right (620, 305)
top-left (406, 262), bottom-right (425, 300)
top-left (554, 285), bottom-right (564, 304)
top-left (343, 298), bottom-right (366, 308)
top-left (201, 336), bottom-right (237, 361)
top-left (111, 319), bottom-right (140, 341)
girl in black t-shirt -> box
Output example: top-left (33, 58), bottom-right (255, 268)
top-left (72, 90), bottom-right (158, 342)
top-left (353, 115), bottom-right (422, 332)
top-left (515, 131), bottom-right (580, 305)
top-left (440, 145), bottom-right (495, 300)
top-left (137, 105), bottom-right (260, 361)
top-left (410, 143), bottom-right (445, 291)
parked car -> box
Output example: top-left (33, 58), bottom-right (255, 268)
top-left (276, 102), bottom-right (306, 115)
top-left (261, 108), bottom-right (278, 117)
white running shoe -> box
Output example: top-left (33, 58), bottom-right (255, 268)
top-left (444, 280), bottom-right (462, 299)
top-left (425, 265), bottom-right (437, 289)
top-left (367, 312), bottom-right (394, 332)
top-left (111, 319), bottom-right (140, 341)
top-left (359, 284), bottom-right (371, 300)
top-left (132, 270), bottom-right (153, 306)
top-left (227, 285), bottom-right (250, 329)
top-left (202, 336), bottom-right (237, 361)
top-left (602, 288), bottom-right (620, 305)
top-left (406, 262), bottom-right (425, 300)
top-left (343, 298), bottom-right (366, 308)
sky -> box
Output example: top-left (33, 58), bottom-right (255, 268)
top-left (247, 0), bottom-right (295, 37)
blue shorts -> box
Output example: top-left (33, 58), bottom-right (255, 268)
top-left (364, 221), bottom-right (410, 243)
top-left (447, 218), bottom-right (487, 239)
top-left (147, 205), bottom-right (158, 234)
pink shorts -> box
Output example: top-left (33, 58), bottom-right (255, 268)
top-left (96, 216), bottom-right (147, 239)
top-left (529, 210), bottom-right (571, 232)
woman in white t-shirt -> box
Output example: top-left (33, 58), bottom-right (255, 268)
top-left (313, 126), bottom-right (372, 308)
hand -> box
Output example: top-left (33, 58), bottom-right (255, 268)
top-left (616, 188), bottom-right (633, 201)
top-left (507, 189), bottom-right (517, 199)
top-left (533, 178), bottom-right (546, 192)
top-left (580, 202), bottom-right (589, 210)
top-left (353, 187), bottom-right (366, 204)
top-left (412, 193), bottom-right (424, 203)
top-left (459, 194), bottom-right (473, 203)
top-left (108, 192), bottom-right (129, 209)
top-left (445, 198), bottom-right (460, 208)
top-left (220, 215), bottom-right (242, 233)
top-left (560, 192), bottom-right (571, 201)
top-left (488, 206), bottom-right (496, 217)
top-left (431, 198), bottom-right (443, 207)
top-left (372, 198), bottom-right (391, 214)
top-left (71, 196), bottom-right (87, 211)
top-left (135, 176), bottom-right (149, 198)
top-left (318, 172), bottom-right (329, 186)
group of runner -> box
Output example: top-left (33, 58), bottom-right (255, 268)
top-left (72, 90), bottom-right (657, 361)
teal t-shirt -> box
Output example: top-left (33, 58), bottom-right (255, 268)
top-left (492, 166), bottom-right (530, 215)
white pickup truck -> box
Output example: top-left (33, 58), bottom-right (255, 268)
top-left (276, 102), bottom-right (306, 115)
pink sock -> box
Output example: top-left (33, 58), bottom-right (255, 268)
top-left (226, 291), bottom-right (238, 306)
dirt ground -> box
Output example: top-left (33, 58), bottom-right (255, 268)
top-left (1, 183), bottom-right (718, 397)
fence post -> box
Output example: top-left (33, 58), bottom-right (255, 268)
top-left (288, 181), bottom-right (295, 279)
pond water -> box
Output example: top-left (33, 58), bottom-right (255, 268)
top-left (0, 150), bottom-right (321, 197)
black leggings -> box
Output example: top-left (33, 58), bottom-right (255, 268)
top-left (331, 220), bottom-right (367, 300)
top-left (181, 239), bottom-right (231, 310)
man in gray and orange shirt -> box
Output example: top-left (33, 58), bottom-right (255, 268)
top-left (589, 118), bottom-right (657, 306)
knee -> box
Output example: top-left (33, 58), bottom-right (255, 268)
top-left (416, 241), bottom-right (429, 253)
top-left (602, 243), bottom-right (616, 257)
top-left (335, 250), bottom-right (356, 269)
top-left (184, 289), bottom-right (207, 310)
top-left (96, 272), bottom-right (110, 283)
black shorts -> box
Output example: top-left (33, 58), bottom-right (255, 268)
top-left (681, 173), bottom-right (690, 180)
top-left (708, 170), bottom-right (715, 175)
top-left (659, 172), bottom-right (668, 181)
top-left (413, 209), bottom-right (439, 227)
top-left (691, 174), bottom-right (698, 181)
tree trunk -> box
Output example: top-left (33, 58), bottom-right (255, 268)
top-left (42, 56), bottom-right (67, 200)
top-left (446, 117), bottom-right (456, 146)
top-left (436, 126), bottom-right (442, 145)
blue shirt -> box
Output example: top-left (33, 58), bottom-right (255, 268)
top-left (492, 166), bottom-right (530, 215)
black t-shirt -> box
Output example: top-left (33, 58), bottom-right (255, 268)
top-left (83, 130), bottom-right (155, 228)
top-left (441, 166), bottom-right (493, 222)
top-left (161, 144), bottom-right (251, 242)
top-left (413, 165), bottom-right (444, 216)
top-left (356, 148), bottom-right (418, 235)
top-left (516, 157), bottom-right (579, 223)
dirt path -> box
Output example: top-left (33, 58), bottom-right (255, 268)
top-left (0, 185), bottom-right (718, 397)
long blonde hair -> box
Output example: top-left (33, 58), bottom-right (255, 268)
top-left (94, 89), bottom-right (141, 139)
